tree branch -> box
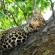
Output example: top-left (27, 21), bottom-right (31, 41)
top-left (50, 0), bottom-right (55, 19)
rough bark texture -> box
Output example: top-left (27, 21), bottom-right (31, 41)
top-left (0, 15), bottom-right (55, 55)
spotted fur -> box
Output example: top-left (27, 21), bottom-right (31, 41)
top-left (0, 27), bottom-right (28, 49)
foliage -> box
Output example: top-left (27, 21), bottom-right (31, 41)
top-left (0, 0), bottom-right (50, 30)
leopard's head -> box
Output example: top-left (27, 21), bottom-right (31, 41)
top-left (24, 12), bottom-right (46, 33)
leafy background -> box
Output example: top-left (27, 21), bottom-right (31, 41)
top-left (0, 0), bottom-right (51, 30)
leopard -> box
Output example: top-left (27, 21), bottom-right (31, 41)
top-left (0, 11), bottom-right (46, 50)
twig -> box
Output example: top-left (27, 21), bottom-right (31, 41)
top-left (1, 0), bottom-right (19, 26)
top-left (16, 2), bottom-right (27, 20)
top-left (4, 9), bottom-right (19, 26)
